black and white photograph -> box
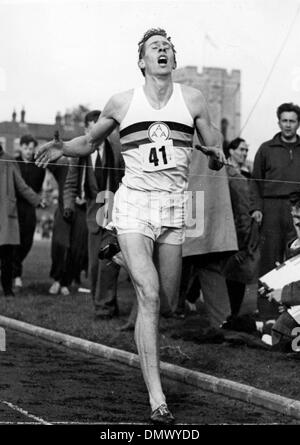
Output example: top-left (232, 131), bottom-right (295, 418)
top-left (1, 0), bottom-right (300, 435)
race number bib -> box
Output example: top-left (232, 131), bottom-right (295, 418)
top-left (139, 140), bottom-right (177, 172)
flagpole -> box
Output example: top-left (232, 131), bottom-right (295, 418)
top-left (202, 33), bottom-right (206, 68)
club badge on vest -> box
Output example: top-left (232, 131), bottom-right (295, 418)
top-left (148, 122), bottom-right (170, 142)
top-left (139, 121), bottom-right (176, 172)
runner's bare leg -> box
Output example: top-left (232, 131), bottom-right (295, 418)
top-left (118, 233), bottom-right (165, 410)
top-left (154, 242), bottom-right (182, 313)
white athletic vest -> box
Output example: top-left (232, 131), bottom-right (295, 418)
top-left (119, 83), bottom-right (195, 193)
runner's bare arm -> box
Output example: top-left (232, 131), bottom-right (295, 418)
top-left (83, 92), bottom-right (131, 148)
top-left (65, 110), bottom-right (116, 155)
top-left (35, 91), bottom-right (132, 167)
top-left (182, 86), bottom-right (227, 167)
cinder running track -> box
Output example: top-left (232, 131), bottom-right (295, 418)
top-left (0, 330), bottom-right (298, 424)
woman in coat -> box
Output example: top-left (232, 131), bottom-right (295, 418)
top-left (0, 145), bottom-right (41, 296)
top-left (180, 139), bottom-right (238, 327)
top-left (223, 138), bottom-right (260, 317)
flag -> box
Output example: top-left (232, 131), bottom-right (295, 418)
top-left (205, 33), bottom-right (219, 50)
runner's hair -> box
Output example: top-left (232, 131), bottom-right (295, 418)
top-left (138, 28), bottom-right (177, 77)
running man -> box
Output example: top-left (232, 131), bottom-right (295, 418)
top-left (36, 28), bottom-right (227, 424)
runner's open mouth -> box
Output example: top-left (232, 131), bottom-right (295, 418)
top-left (158, 56), bottom-right (168, 65)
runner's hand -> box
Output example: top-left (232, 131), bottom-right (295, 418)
top-left (35, 131), bottom-right (64, 168)
top-left (195, 144), bottom-right (228, 165)
top-left (208, 146), bottom-right (228, 165)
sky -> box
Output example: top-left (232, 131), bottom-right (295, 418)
top-left (0, 0), bottom-right (300, 159)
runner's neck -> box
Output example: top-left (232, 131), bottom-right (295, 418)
top-left (143, 76), bottom-right (174, 110)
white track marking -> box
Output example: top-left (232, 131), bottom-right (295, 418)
top-left (0, 421), bottom-right (148, 425)
top-left (0, 400), bottom-right (51, 425)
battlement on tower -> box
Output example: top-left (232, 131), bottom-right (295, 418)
top-left (173, 66), bottom-right (241, 142)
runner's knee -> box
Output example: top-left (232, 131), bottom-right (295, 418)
top-left (136, 282), bottom-right (159, 311)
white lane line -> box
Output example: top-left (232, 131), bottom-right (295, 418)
top-left (0, 422), bottom-right (148, 425)
top-left (51, 422), bottom-right (147, 425)
top-left (0, 422), bottom-right (41, 425)
top-left (0, 400), bottom-right (51, 425)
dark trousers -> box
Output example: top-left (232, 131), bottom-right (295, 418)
top-left (88, 229), bottom-right (120, 316)
top-left (50, 243), bottom-right (74, 287)
top-left (179, 254), bottom-right (231, 328)
top-left (50, 206), bottom-right (88, 287)
top-left (12, 204), bottom-right (36, 278)
top-left (260, 198), bottom-right (295, 276)
top-left (258, 198), bottom-right (295, 318)
top-left (0, 245), bottom-right (14, 294)
top-left (226, 280), bottom-right (246, 316)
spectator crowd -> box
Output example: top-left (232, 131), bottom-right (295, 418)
top-left (1, 102), bottom-right (300, 353)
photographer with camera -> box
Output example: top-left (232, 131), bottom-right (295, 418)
top-left (262, 192), bottom-right (300, 351)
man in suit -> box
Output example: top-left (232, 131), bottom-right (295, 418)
top-left (64, 110), bottom-right (124, 319)
top-left (47, 157), bottom-right (88, 296)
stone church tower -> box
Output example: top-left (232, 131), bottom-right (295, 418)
top-left (173, 66), bottom-right (241, 144)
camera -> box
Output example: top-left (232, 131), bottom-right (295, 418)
top-left (258, 281), bottom-right (273, 298)
top-left (98, 229), bottom-right (120, 260)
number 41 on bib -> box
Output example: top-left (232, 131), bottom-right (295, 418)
top-left (139, 140), bottom-right (177, 172)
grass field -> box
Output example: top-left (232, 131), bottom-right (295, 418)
top-left (1, 239), bottom-right (300, 402)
